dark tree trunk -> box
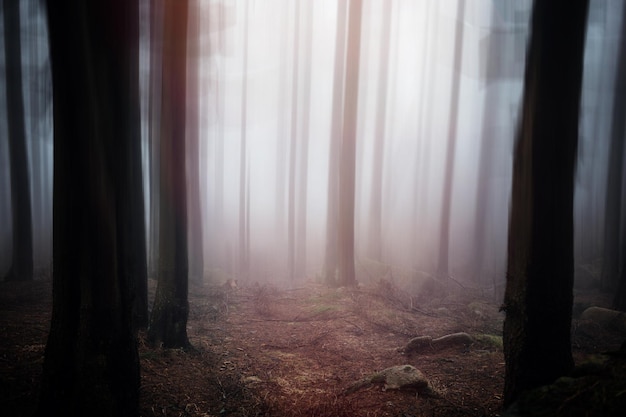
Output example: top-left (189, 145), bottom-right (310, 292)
top-left (148, 0), bottom-right (164, 279)
top-left (323, 0), bottom-right (348, 286)
top-left (601, 1), bottom-right (626, 291)
top-left (3, 0), bottom-right (33, 283)
top-left (338, 0), bottom-right (362, 287)
top-left (502, 0), bottom-right (589, 407)
top-left (125, 0), bottom-right (149, 331)
top-left (187, 0), bottom-right (204, 284)
top-left (38, 1), bottom-right (142, 415)
top-left (148, 0), bottom-right (190, 349)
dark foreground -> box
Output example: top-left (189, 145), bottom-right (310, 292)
top-left (1, 278), bottom-right (625, 416)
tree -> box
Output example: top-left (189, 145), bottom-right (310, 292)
top-left (148, 0), bottom-right (191, 349)
top-left (187, 0), bottom-right (204, 284)
top-left (502, 0), bottom-right (589, 407)
top-left (367, 0), bottom-right (393, 262)
top-left (295, 0), bottom-right (314, 282)
top-left (147, 0), bottom-right (163, 280)
top-left (337, 0), bottom-right (363, 286)
top-left (436, 0), bottom-right (465, 280)
top-left (609, 2), bottom-right (626, 312)
top-left (38, 0), bottom-right (142, 414)
top-left (239, 0), bottom-right (250, 282)
top-left (287, 0), bottom-right (301, 282)
top-left (323, 0), bottom-right (348, 285)
top-left (601, 1), bottom-right (626, 291)
top-left (3, 0), bottom-right (34, 282)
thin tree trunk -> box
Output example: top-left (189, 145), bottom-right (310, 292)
top-left (287, 0), bottom-right (301, 282)
top-left (148, 0), bottom-right (164, 279)
top-left (323, 0), bottom-right (348, 285)
top-left (187, 0), bottom-right (204, 283)
top-left (436, 0), bottom-right (465, 281)
top-left (338, 0), bottom-right (363, 287)
top-left (296, 0), bottom-right (313, 280)
top-left (238, 1), bottom-right (250, 282)
top-left (367, 0), bottom-right (392, 262)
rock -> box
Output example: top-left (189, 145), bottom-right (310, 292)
top-left (404, 336), bottom-right (433, 353)
top-left (580, 307), bottom-right (626, 334)
top-left (404, 332), bottom-right (474, 354)
top-left (344, 365), bottom-right (439, 397)
top-left (432, 332), bottom-right (474, 347)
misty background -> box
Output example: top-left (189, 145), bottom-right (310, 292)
top-left (1, 0), bottom-right (623, 295)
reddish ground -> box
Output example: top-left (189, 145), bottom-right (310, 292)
top-left (0, 277), bottom-right (622, 416)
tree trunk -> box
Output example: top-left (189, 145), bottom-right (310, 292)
top-left (338, 0), bottom-right (362, 287)
top-left (287, 0), bottom-right (301, 282)
top-left (296, 0), bottom-right (314, 281)
top-left (323, 0), bottom-right (348, 285)
top-left (39, 1), bottom-right (141, 414)
top-left (148, 0), bottom-right (191, 349)
top-left (436, 0), bottom-right (465, 280)
top-left (601, 1), bottom-right (626, 291)
top-left (148, 0), bottom-right (164, 279)
top-left (238, 1), bottom-right (250, 282)
top-left (187, 0), bottom-right (204, 284)
top-left (502, 0), bottom-right (589, 407)
top-left (367, 0), bottom-right (392, 262)
top-left (3, 0), bottom-right (33, 282)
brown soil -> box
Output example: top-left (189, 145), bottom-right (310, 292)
top-left (0, 278), bottom-right (622, 417)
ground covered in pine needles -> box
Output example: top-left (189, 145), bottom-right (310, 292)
top-left (1, 275), bottom-right (625, 416)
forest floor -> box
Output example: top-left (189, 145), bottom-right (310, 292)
top-left (1, 276), bottom-right (624, 417)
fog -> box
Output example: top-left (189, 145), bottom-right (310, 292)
top-left (2, 0), bottom-right (624, 294)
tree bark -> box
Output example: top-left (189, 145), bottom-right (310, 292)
top-left (436, 0), bottom-right (465, 280)
top-left (502, 0), bottom-right (589, 407)
top-left (3, 0), bottom-right (34, 282)
top-left (367, 0), bottom-right (392, 262)
top-left (187, 0), bottom-right (204, 284)
top-left (148, 0), bottom-right (191, 349)
top-left (238, 0), bottom-right (250, 282)
top-left (323, 0), bottom-right (348, 285)
top-left (39, 1), bottom-right (142, 414)
top-left (601, 1), bottom-right (626, 291)
top-left (287, 0), bottom-right (301, 282)
top-left (338, 0), bottom-right (363, 287)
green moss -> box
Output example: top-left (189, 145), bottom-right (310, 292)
top-left (472, 333), bottom-right (503, 350)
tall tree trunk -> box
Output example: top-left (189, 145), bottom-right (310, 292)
top-left (338, 0), bottom-right (363, 287)
top-left (296, 0), bottom-right (314, 280)
top-left (367, 0), bottom-right (392, 262)
top-left (323, 0), bottom-right (348, 285)
top-left (601, 1), bottom-right (626, 291)
top-left (238, 0), bottom-right (250, 282)
top-left (502, 0), bottom-right (589, 407)
top-left (148, 0), bottom-right (190, 349)
top-left (3, 0), bottom-right (33, 282)
top-left (125, 1), bottom-right (149, 330)
top-left (436, 0), bottom-right (465, 281)
top-left (148, 0), bottom-right (164, 279)
top-left (287, 0), bottom-right (301, 282)
top-left (410, 0), bottom-right (436, 270)
top-left (187, 0), bottom-right (204, 283)
top-left (39, 0), bottom-right (141, 414)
